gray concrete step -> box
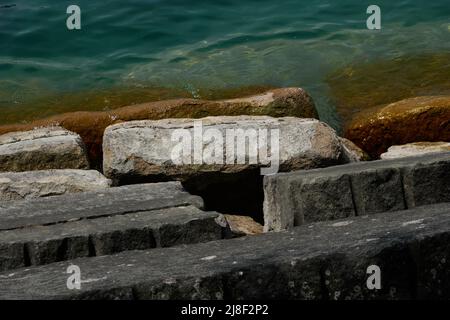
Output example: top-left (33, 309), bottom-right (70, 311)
top-left (0, 182), bottom-right (222, 271)
top-left (264, 152), bottom-right (450, 231)
top-left (0, 182), bottom-right (203, 231)
top-left (1, 203), bottom-right (449, 300)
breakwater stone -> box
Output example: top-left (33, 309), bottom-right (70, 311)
top-left (0, 170), bottom-right (111, 201)
top-left (103, 116), bottom-right (346, 184)
top-left (0, 182), bottom-right (220, 271)
top-left (264, 153), bottom-right (450, 231)
top-left (0, 182), bottom-right (203, 230)
top-left (103, 116), bottom-right (356, 216)
top-left (0, 127), bottom-right (90, 172)
top-left (0, 87), bottom-right (319, 166)
top-left (0, 203), bottom-right (449, 299)
top-left (381, 142), bottom-right (450, 160)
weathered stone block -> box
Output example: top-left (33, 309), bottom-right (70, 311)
top-left (0, 127), bottom-right (89, 172)
top-left (0, 242), bottom-right (24, 272)
top-left (402, 160), bottom-right (450, 208)
top-left (1, 203), bottom-right (450, 299)
top-left (264, 153), bottom-right (450, 231)
top-left (103, 116), bottom-right (346, 183)
top-left (292, 173), bottom-right (355, 224)
top-left (0, 170), bottom-right (111, 201)
top-left (0, 205), bottom-right (221, 270)
top-left (0, 182), bottom-right (203, 231)
top-left (350, 168), bottom-right (405, 216)
top-left (263, 174), bottom-right (294, 232)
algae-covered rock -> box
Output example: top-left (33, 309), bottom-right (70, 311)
top-left (344, 96), bottom-right (450, 158)
top-left (0, 88), bottom-right (317, 167)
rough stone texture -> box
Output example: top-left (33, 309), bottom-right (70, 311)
top-left (0, 88), bottom-right (318, 166)
top-left (0, 205), bottom-right (221, 271)
top-left (350, 168), bottom-right (405, 216)
top-left (103, 116), bottom-right (345, 183)
top-left (402, 160), bottom-right (450, 208)
top-left (223, 215), bottom-right (263, 237)
top-left (339, 137), bottom-right (370, 162)
top-left (0, 203), bottom-right (449, 300)
top-left (344, 96), bottom-right (450, 158)
top-left (103, 116), bottom-right (348, 217)
top-left (291, 174), bottom-right (355, 226)
top-left (381, 142), bottom-right (450, 160)
top-left (0, 182), bottom-right (203, 231)
top-left (0, 127), bottom-right (90, 172)
top-left (0, 170), bottom-right (111, 201)
top-left (264, 152), bottom-right (450, 231)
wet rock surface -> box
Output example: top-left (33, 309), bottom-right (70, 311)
top-left (344, 96), bottom-right (450, 158)
top-left (327, 53), bottom-right (450, 125)
top-left (0, 88), bottom-right (317, 167)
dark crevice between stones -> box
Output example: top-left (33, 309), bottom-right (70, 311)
top-left (399, 171), bottom-right (410, 210)
top-left (182, 170), bottom-right (265, 224)
top-left (347, 174), bottom-right (359, 217)
top-left (56, 238), bottom-right (69, 262)
top-left (88, 236), bottom-right (97, 257)
top-left (115, 168), bottom-right (266, 225)
top-left (22, 244), bottom-right (31, 267)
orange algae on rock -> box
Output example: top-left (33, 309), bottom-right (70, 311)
top-left (326, 53), bottom-right (450, 125)
top-left (0, 87), bottom-right (317, 167)
top-left (344, 96), bottom-right (450, 158)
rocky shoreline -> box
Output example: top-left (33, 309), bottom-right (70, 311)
top-left (1, 87), bottom-right (449, 299)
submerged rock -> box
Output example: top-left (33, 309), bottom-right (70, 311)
top-left (344, 96), bottom-right (450, 158)
top-left (327, 53), bottom-right (450, 125)
top-left (0, 169), bottom-right (111, 201)
top-left (0, 127), bottom-right (90, 172)
top-left (381, 142), bottom-right (450, 160)
top-left (0, 88), bottom-right (317, 167)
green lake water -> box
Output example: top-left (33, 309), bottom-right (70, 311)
top-left (1, 0), bottom-right (449, 128)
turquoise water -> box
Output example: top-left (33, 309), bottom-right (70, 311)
top-left (1, 0), bottom-right (449, 127)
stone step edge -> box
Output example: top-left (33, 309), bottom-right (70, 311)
top-left (0, 182), bottom-right (204, 231)
top-left (0, 203), bottom-right (449, 299)
top-left (264, 152), bottom-right (450, 231)
top-left (0, 205), bottom-right (223, 272)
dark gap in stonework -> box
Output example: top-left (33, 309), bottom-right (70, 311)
top-left (56, 238), bottom-right (69, 261)
top-left (116, 169), bottom-right (266, 224)
top-left (23, 243), bottom-right (32, 267)
top-left (181, 169), bottom-right (265, 224)
top-left (88, 236), bottom-right (97, 257)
